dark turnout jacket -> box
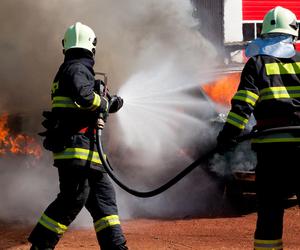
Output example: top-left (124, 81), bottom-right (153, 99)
top-left (50, 49), bottom-right (108, 169)
top-left (218, 52), bottom-right (300, 148)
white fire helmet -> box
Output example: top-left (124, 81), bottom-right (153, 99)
top-left (62, 22), bottom-right (97, 54)
top-left (261, 6), bottom-right (299, 38)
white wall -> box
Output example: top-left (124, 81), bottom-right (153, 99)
top-left (224, 0), bottom-right (243, 43)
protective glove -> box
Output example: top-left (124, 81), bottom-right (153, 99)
top-left (216, 131), bottom-right (238, 155)
top-left (109, 95), bottom-right (124, 113)
top-left (97, 97), bottom-right (109, 122)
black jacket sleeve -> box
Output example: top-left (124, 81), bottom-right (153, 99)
top-left (217, 57), bottom-right (260, 144)
top-left (67, 63), bottom-right (108, 112)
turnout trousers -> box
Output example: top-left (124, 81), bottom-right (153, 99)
top-left (254, 146), bottom-right (300, 250)
top-left (28, 163), bottom-right (127, 250)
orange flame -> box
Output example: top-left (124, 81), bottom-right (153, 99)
top-left (202, 72), bottom-right (241, 106)
top-left (0, 113), bottom-right (42, 158)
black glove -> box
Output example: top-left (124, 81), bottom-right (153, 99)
top-left (109, 95), bottom-right (124, 113)
top-left (95, 96), bottom-right (109, 122)
top-left (216, 131), bottom-right (238, 155)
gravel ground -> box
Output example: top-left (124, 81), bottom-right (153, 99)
top-left (2, 205), bottom-right (300, 250)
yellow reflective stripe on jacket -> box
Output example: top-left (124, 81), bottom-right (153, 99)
top-left (94, 215), bottom-right (120, 233)
top-left (53, 148), bottom-right (103, 164)
top-left (251, 133), bottom-right (300, 143)
top-left (265, 62), bottom-right (300, 75)
top-left (259, 86), bottom-right (300, 101)
top-left (90, 92), bottom-right (101, 111)
top-left (38, 213), bottom-right (68, 235)
top-left (52, 94), bottom-right (102, 111)
top-left (226, 111), bottom-right (248, 129)
top-left (254, 238), bottom-right (283, 250)
top-left (232, 90), bottom-right (259, 106)
top-left (252, 137), bottom-right (300, 143)
top-left (52, 96), bottom-right (77, 108)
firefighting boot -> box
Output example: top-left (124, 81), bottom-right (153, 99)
top-left (119, 244), bottom-right (128, 250)
top-left (112, 242), bottom-right (128, 250)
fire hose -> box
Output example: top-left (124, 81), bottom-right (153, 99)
top-left (95, 123), bottom-right (300, 198)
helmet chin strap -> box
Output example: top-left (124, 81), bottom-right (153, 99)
top-left (62, 39), bottom-right (66, 55)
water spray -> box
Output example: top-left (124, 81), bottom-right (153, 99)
top-left (96, 81), bottom-right (300, 198)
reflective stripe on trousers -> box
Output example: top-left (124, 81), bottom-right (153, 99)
top-left (38, 213), bottom-right (68, 235)
top-left (254, 238), bottom-right (283, 250)
top-left (94, 215), bottom-right (121, 233)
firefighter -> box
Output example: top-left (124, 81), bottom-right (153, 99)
top-left (216, 6), bottom-right (300, 250)
top-left (28, 22), bottom-right (128, 250)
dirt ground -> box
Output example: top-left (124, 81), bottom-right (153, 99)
top-left (2, 204), bottom-right (300, 250)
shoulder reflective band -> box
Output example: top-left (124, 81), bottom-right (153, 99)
top-left (94, 215), bottom-right (120, 233)
top-left (232, 90), bottom-right (259, 106)
top-left (38, 213), bottom-right (68, 235)
top-left (53, 148), bottom-right (106, 164)
top-left (254, 238), bottom-right (283, 250)
top-left (265, 62), bottom-right (300, 75)
top-left (226, 111), bottom-right (248, 129)
top-left (259, 86), bottom-right (300, 101)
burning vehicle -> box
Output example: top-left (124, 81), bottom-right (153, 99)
top-left (202, 70), bottom-right (299, 210)
top-left (201, 70), bottom-right (257, 207)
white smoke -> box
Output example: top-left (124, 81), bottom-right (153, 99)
top-left (0, 155), bottom-right (58, 224)
top-left (209, 142), bottom-right (257, 177)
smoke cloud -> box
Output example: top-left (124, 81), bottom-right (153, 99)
top-left (0, 0), bottom-right (247, 227)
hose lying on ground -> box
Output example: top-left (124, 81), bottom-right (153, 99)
top-left (96, 126), bottom-right (300, 198)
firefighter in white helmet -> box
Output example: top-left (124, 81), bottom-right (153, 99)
top-left (216, 6), bottom-right (299, 250)
top-left (28, 22), bottom-right (127, 250)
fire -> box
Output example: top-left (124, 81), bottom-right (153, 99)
top-left (202, 72), bottom-right (241, 106)
top-left (0, 113), bottom-right (42, 158)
